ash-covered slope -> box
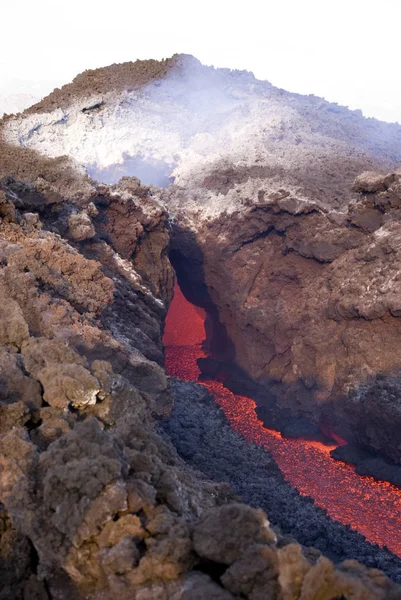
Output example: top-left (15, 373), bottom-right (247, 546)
top-left (2, 54), bottom-right (401, 210)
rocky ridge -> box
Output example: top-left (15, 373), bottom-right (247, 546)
top-left (3, 54), bottom-right (401, 208)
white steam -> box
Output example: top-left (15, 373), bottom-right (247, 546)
top-left (3, 58), bottom-right (273, 186)
top-left (3, 56), bottom-right (401, 219)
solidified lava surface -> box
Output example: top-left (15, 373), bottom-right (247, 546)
top-left (164, 284), bottom-right (401, 557)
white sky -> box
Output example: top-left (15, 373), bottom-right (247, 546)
top-left (1, 0), bottom-right (400, 123)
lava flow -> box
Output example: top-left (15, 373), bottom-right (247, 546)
top-left (163, 284), bottom-right (401, 557)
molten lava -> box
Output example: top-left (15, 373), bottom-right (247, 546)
top-left (164, 285), bottom-right (401, 557)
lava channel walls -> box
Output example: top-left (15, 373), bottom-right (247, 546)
top-left (164, 284), bottom-right (401, 557)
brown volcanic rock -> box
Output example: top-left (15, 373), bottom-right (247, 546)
top-left (0, 347), bottom-right (42, 410)
top-left (93, 177), bottom-right (173, 302)
top-left (170, 171), bottom-right (401, 462)
top-left (0, 502), bottom-right (45, 599)
top-left (0, 297), bottom-right (29, 349)
top-left (193, 503), bottom-right (277, 564)
top-left (0, 141), bottom-right (94, 204)
top-left (0, 170), bottom-right (229, 598)
top-left (8, 233), bottom-right (114, 314)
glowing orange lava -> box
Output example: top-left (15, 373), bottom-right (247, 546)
top-left (164, 285), bottom-right (401, 557)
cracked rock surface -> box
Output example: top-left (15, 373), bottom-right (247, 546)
top-left (169, 169), bottom-right (401, 465)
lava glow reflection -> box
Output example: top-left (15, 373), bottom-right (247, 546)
top-left (163, 285), bottom-right (401, 557)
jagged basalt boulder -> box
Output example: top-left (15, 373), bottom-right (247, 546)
top-left (38, 363), bottom-right (100, 410)
top-left (352, 170), bottom-right (390, 194)
top-left (221, 544), bottom-right (278, 599)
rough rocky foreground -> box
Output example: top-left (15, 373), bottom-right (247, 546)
top-left (2, 165), bottom-right (401, 599)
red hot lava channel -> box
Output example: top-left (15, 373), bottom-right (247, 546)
top-left (163, 285), bottom-right (401, 557)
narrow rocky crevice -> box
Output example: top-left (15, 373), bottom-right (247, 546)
top-left (167, 170), bottom-right (401, 483)
top-left (170, 220), bottom-right (401, 491)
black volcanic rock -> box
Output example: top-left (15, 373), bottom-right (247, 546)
top-left (331, 444), bottom-right (401, 488)
top-left (341, 373), bottom-right (401, 466)
top-left (162, 378), bottom-right (401, 581)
